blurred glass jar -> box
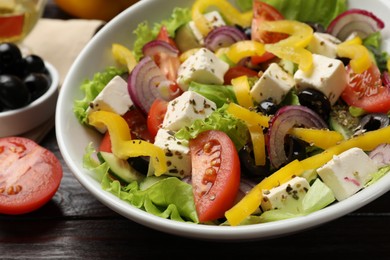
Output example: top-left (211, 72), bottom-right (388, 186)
top-left (0, 0), bottom-right (47, 43)
top-left (54, 0), bottom-right (139, 21)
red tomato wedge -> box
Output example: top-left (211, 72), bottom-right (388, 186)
top-left (0, 137), bottom-right (62, 215)
top-left (147, 98), bottom-right (168, 139)
top-left (341, 64), bottom-right (390, 113)
top-left (123, 108), bottom-right (153, 142)
top-left (251, 1), bottom-right (286, 64)
top-left (189, 130), bottom-right (240, 222)
top-left (99, 131), bottom-right (112, 153)
top-left (224, 66), bottom-right (259, 85)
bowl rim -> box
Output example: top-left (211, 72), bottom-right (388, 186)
top-left (55, 0), bottom-right (390, 241)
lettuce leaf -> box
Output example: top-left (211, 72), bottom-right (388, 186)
top-left (83, 143), bottom-right (198, 223)
top-left (188, 81), bottom-right (238, 108)
top-left (236, 0), bottom-right (347, 27)
top-left (175, 104), bottom-right (250, 151)
top-left (73, 67), bottom-right (125, 124)
top-left (132, 7), bottom-right (191, 61)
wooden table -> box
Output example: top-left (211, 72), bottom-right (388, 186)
top-left (1, 1), bottom-right (390, 259)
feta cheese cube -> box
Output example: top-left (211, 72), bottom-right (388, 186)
top-left (162, 90), bottom-right (217, 131)
top-left (177, 48), bottom-right (229, 91)
top-left (188, 11), bottom-right (226, 44)
top-left (294, 54), bottom-right (347, 105)
top-left (154, 129), bottom-right (191, 178)
top-left (87, 76), bottom-right (133, 133)
top-left (316, 147), bottom-right (378, 201)
top-left (250, 63), bottom-right (295, 104)
top-left (261, 176), bottom-right (310, 212)
top-left (307, 32), bottom-right (341, 58)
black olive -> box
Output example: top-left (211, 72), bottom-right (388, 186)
top-left (23, 54), bottom-right (46, 74)
top-left (0, 75), bottom-right (31, 109)
top-left (305, 22), bottom-right (326, 33)
top-left (284, 136), bottom-right (308, 163)
top-left (127, 156), bottom-right (149, 175)
top-left (298, 88), bottom-right (331, 121)
top-left (0, 43), bottom-right (23, 76)
top-left (256, 98), bottom-right (279, 115)
top-left (359, 113), bottom-right (390, 132)
top-left (24, 73), bottom-right (51, 101)
top-left (238, 144), bottom-right (270, 181)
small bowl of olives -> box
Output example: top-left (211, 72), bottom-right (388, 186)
top-left (0, 43), bottom-right (59, 137)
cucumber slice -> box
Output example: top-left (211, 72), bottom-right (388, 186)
top-left (98, 152), bottom-right (144, 183)
top-left (175, 23), bottom-right (201, 52)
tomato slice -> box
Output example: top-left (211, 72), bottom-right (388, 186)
top-left (156, 25), bottom-right (178, 49)
top-left (251, 1), bottom-right (286, 64)
top-left (0, 137), bottom-right (63, 215)
top-left (189, 130), bottom-right (240, 222)
top-left (341, 64), bottom-right (390, 113)
top-left (122, 108), bottom-right (154, 143)
top-left (99, 131), bottom-right (112, 153)
top-left (147, 99), bottom-right (168, 139)
top-left (224, 65), bottom-right (259, 85)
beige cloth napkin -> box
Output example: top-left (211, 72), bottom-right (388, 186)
top-left (21, 18), bottom-right (105, 142)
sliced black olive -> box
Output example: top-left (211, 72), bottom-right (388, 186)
top-left (284, 136), bottom-right (308, 163)
top-left (0, 75), bottom-right (31, 109)
top-left (359, 113), bottom-right (390, 132)
top-left (238, 144), bottom-right (270, 181)
top-left (298, 88), bottom-right (331, 122)
top-left (255, 98), bottom-right (279, 115)
top-left (305, 22), bottom-right (326, 33)
top-left (127, 156), bottom-right (149, 175)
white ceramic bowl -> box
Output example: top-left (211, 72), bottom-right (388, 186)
top-left (56, 0), bottom-right (390, 241)
top-left (0, 62), bottom-right (59, 137)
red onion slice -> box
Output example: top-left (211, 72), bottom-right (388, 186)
top-left (127, 56), bottom-right (168, 115)
top-left (382, 71), bottom-right (390, 89)
top-left (267, 105), bottom-right (328, 169)
top-left (369, 143), bottom-right (390, 168)
top-left (204, 26), bottom-right (248, 52)
top-left (327, 9), bottom-right (385, 41)
top-left (142, 40), bottom-right (179, 58)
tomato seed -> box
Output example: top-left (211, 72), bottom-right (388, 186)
top-left (210, 158), bottom-right (220, 167)
top-left (203, 142), bottom-right (213, 153)
top-left (0, 187), bottom-right (4, 193)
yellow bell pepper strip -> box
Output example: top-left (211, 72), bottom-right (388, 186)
top-left (387, 57), bottom-right (390, 72)
top-left (259, 20), bottom-right (314, 72)
top-left (225, 125), bottom-right (390, 226)
top-left (179, 48), bottom-right (201, 63)
top-left (231, 75), bottom-right (254, 109)
top-left (226, 103), bottom-right (270, 166)
top-left (191, 0), bottom-right (253, 37)
top-left (226, 103), bottom-right (270, 128)
top-left (88, 111), bottom-right (167, 176)
top-left (336, 36), bottom-right (372, 74)
top-left (225, 159), bottom-right (302, 226)
top-left (112, 43), bottom-right (137, 73)
top-left (225, 40), bottom-right (266, 65)
top-left (288, 128), bottom-right (344, 150)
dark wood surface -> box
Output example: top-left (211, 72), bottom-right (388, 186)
top-left (1, 1), bottom-right (390, 259)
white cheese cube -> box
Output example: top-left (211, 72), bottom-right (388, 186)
top-left (307, 32), bottom-right (341, 58)
top-left (261, 176), bottom-right (310, 212)
top-left (188, 11), bottom-right (226, 44)
top-left (250, 63), bottom-right (295, 104)
top-left (177, 48), bottom-right (229, 91)
top-left (316, 147), bottom-right (378, 201)
top-left (153, 129), bottom-right (191, 178)
top-left (162, 90), bottom-right (217, 131)
top-left (87, 76), bottom-right (133, 133)
top-left (294, 54), bottom-right (347, 105)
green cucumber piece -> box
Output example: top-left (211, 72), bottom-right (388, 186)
top-left (174, 23), bottom-right (201, 52)
top-left (98, 152), bottom-right (144, 183)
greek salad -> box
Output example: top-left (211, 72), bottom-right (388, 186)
top-left (73, 0), bottom-right (390, 226)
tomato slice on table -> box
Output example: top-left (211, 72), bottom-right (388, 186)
top-left (341, 64), bottom-right (390, 113)
top-left (0, 137), bottom-right (63, 215)
top-left (189, 130), bottom-right (241, 222)
top-left (147, 98), bottom-right (168, 139)
top-left (251, 1), bottom-right (286, 64)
